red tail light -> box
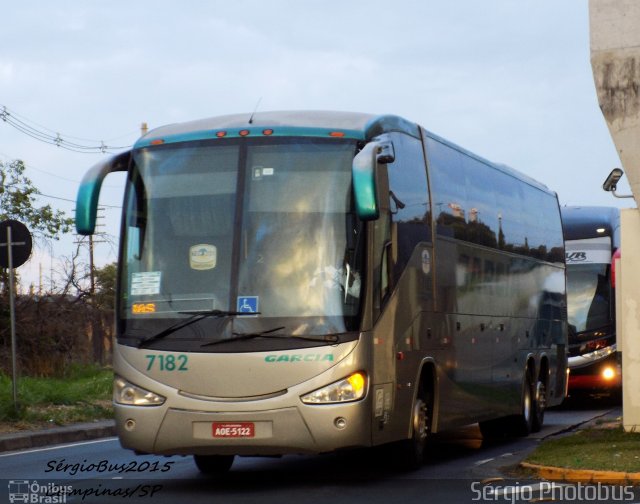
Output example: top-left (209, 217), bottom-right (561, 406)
top-left (611, 248), bottom-right (621, 288)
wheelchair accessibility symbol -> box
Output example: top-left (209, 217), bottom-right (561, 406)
top-left (237, 296), bottom-right (259, 314)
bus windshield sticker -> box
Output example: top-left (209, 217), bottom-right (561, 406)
top-left (237, 296), bottom-right (259, 314)
top-left (131, 271), bottom-right (162, 296)
top-left (252, 166), bottom-right (275, 180)
top-left (189, 244), bottom-right (217, 270)
top-left (421, 249), bottom-right (431, 275)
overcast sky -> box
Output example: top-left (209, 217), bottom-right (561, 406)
top-left (1, 1), bottom-right (631, 291)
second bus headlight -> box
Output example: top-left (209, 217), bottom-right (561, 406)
top-left (114, 376), bottom-right (165, 406)
top-left (301, 372), bottom-right (367, 404)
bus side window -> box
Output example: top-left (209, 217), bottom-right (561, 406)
top-left (485, 260), bottom-right (495, 296)
top-left (381, 241), bottom-right (393, 302)
top-left (372, 164), bottom-right (391, 320)
top-left (386, 132), bottom-right (431, 280)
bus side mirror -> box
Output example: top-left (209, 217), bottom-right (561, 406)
top-left (76, 151), bottom-right (130, 235)
top-left (352, 141), bottom-right (394, 221)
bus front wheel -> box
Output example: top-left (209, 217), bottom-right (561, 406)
top-left (392, 385), bottom-right (431, 470)
top-left (194, 454), bottom-right (235, 475)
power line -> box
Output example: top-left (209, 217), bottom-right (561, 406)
top-left (35, 192), bottom-right (122, 209)
top-left (5, 106), bottom-right (138, 143)
top-left (0, 104), bottom-right (135, 154)
top-left (0, 150), bottom-right (81, 184)
top-left (0, 150), bottom-right (125, 188)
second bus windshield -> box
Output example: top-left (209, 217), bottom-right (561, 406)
top-left (566, 262), bottom-right (611, 333)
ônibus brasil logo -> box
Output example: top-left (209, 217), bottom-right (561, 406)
top-left (8, 480), bottom-right (71, 503)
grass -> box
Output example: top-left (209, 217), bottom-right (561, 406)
top-left (0, 364), bottom-right (113, 431)
top-left (525, 427), bottom-right (640, 473)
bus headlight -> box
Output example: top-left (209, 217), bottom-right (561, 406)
top-left (301, 372), bottom-right (367, 404)
top-left (114, 376), bottom-right (165, 406)
top-left (602, 366), bottom-right (617, 381)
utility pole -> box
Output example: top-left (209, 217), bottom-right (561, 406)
top-left (75, 206), bottom-right (108, 294)
top-left (89, 234), bottom-right (95, 295)
top-left (73, 206), bottom-right (109, 365)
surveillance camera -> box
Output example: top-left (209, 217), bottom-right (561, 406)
top-left (602, 168), bottom-right (624, 192)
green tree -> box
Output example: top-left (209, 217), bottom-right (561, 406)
top-left (94, 262), bottom-right (117, 310)
top-left (0, 159), bottom-right (73, 238)
top-left (0, 159), bottom-right (74, 293)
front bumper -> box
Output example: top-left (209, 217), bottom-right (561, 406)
top-left (568, 353), bottom-right (621, 392)
top-left (115, 397), bottom-right (371, 456)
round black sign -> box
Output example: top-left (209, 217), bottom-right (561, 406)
top-left (0, 220), bottom-right (33, 268)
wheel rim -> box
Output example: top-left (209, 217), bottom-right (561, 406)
top-left (523, 381), bottom-right (532, 423)
top-left (413, 398), bottom-right (428, 443)
top-left (536, 380), bottom-right (547, 413)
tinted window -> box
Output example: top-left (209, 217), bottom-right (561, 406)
top-left (566, 263), bottom-right (612, 332)
top-left (427, 135), bottom-right (563, 262)
top-left (386, 132), bottom-right (430, 277)
top-left (428, 139), bottom-right (467, 239)
top-left (465, 157), bottom-right (499, 248)
top-left (494, 173), bottom-right (525, 250)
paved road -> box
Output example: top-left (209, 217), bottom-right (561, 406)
top-left (0, 405), bottom-right (634, 504)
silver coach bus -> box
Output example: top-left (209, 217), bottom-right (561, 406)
top-left (76, 111), bottom-right (568, 473)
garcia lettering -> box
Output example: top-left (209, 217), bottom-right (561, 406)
top-left (264, 353), bottom-right (334, 363)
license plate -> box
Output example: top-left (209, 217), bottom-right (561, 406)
top-left (211, 422), bottom-right (255, 438)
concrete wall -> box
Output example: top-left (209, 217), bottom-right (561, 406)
top-left (619, 210), bottom-right (640, 430)
top-left (590, 0), bottom-right (640, 200)
top-left (590, 0), bottom-right (640, 431)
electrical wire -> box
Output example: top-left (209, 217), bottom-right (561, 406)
top-left (0, 150), bottom-right (124, 188)
top-left (1, 104), bottom-right (134, 153)
top-left (5, 106), bottom-right (139, 143)
top-left (35, 192), bottom-right (122, 209)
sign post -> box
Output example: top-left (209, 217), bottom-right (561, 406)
top-left (0, 220), bottom-right (33, 410)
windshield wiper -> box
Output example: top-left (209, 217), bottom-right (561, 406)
top-left (137, 309), bottom-right (260, 348)
top-left (201, 328), bottom-right (339, 347)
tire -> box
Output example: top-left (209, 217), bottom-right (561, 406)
top-left (194, 454), bottom-right (235, 475)
top-left (392, 386), bottom-right (431, 470)
top-left (480, 373), bottom-right (536, 439)
top-left (512, 372), bottom-right (534, 437)
top-left (531, 377), bottom-right (547, 433)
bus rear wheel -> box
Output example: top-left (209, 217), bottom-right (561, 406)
top-left (194, 454), bottom-right (235, 475)
top-left (531, 378), bottom-right (546, 433)
top-left (480, 372), bottom-right (535, 439)
top-left (512, 372), bottom-right (534, 437)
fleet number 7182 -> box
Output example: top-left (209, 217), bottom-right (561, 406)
top-left (145, 354), bottom-right (188, 371)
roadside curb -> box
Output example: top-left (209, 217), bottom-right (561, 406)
top-left (520, 462), bottom-right (640, 486)
top-left (0, 420), bottom-right (116, 453)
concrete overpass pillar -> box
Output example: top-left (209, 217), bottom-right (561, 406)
top-left (590, 0), bottom-right (640, 431)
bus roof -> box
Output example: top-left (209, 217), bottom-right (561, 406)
top-left (138, 110), bottom-right (552, 194)
top-left (141, 110), bottom-right (378, 141)
top-left (561, 205), bottom-right (620, 243)
top-left (421, 128), bottom-right (553, 194)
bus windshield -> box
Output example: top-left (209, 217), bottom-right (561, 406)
top-left (118, 138), bottom-right (363, 348)
top-left (566, 263), bottom-right (611, 333)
